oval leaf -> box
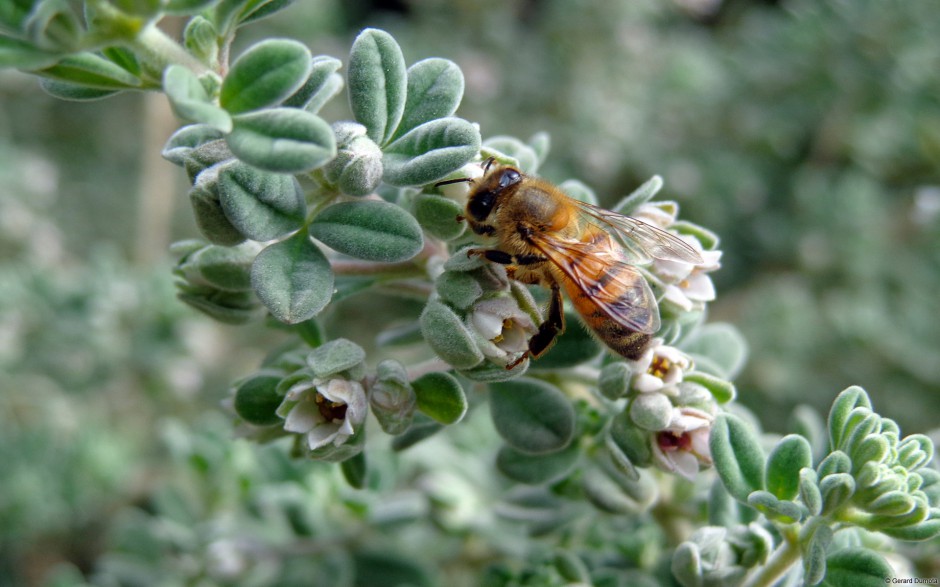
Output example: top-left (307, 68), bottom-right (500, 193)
top-left (163, 124), bottom-right (227, 166)
top-left (348, 28), bottom-right (407, 145)
top-left (382, 117), bottom-right (481, 186)
top-left (765, 434), bottom-right (813, 501)
top-left (217, 162), bottom-right (305, 241)
top-left (221, 39), bottom-right (312, 114)
top-left (489, 378), bottom-right (575, 455)
top-left (393, 57), bottom-right (464, 141)
top-left (819, 548), bottom-right (893, 587)
top-left (251, 230), bottom-right (334, 324)
top-left (309, 200), bottom-right (423, 262)
top-left (710, 413), bottom-right (766, 503)
top-left (682, 322), bottom-right (748, 379)
top-left (283, 55), bottom-right (343, 109)
top-left (233, 370), bottom-right (284, 426)
top-left (38, 51), bottom-right (141, 89)
top-left (496, 442), bottom-right (579, 485)
top-left (226, 108), bottom-right (335, 173)
top-left (419, 300), bottom-right (483, 370)
top-left (412, 371), bottom-right (467, 425)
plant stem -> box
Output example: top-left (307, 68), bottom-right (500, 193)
top-left (134, 23), bottom-right (209, 75)
top-left (741, 530), bottom-right (801, 587)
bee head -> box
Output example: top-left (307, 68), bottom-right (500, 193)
top-left (466, 165), bottom-right (522, 221)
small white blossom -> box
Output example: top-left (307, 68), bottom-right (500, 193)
top-left (437, 163), bottom-right (484, 205)
top-left (278, 378), bottom-right (367, 451)
top-left (468, 296), bottom-right (538, 366)
top-left (651, 407), bottom-right (714, 480)
top-left (626, 339), bottom-right (692, 395)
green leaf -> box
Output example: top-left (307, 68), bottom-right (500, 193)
top-left (803, 524), bottom-right (833, 586)
top-left (817, 450), bottom-right (852, 479)
top-left (496, 442), bottom-right (579, 485)
top-left (897, 434), bottom-right (934, 470)
top-left (226, 108), bottom-right (335, 173)
top-left (309, 200), bottom-right (423, 262)
top-left (39, 78), bottom-right (119, 101)
top-left (819, 548), bottom-right (893, 587)
top-left (746, 490), bottom-right (802, 523)
top-left (412, 371), bottom-right (467, 425)
top-left (414, 193), bottom-right (465, 240)
top-left (347, 28), bottom-right (407, 145)
top-left (307, 338), bottom-right (365, 379)
top-left (434, 271), bottom-right (483, 310)
top-left (393, 57), bottom-right (464, 141)
top-left (391, 413), bottom-right (443, 451)
top-left (382, 117), bottom-right (481, 186)
top-left (483, 136), bottom-right (538, 173)
top-left (489, 378), bottom-right (575, 455)
top-left (164, 65), bottom-right (233, 131)
top-left (351, 551), bottom-right (433, 587)
top-left (340, 451), bottom-right (366, 489)
top-left (233, 370), bottom-right (284, 426)
top-left (710, 413), bottom-right (766, 503)
top-left (212, 0), bottom-right (295, 32)
top-left (765, 434), bottom-right (812, 501)
top-left (250, 230), bottom-right (334, 324)
top-left (165, 0), bottom-right (221, 15)
top-left (177, 287), bottom-right (262, 324)
top-left (608, 409), bottom-right (653, 468)
top-left (599, 362), bottom-right (630, 400)
top-left (629, 391), bottom-right (674, 432)
top-left (683, 371), bottom-right (736, 404)
top-left (880, 517), bottom-right (940, 541)
top-left (613, 175), bottom-right (664, 215)
top-left (0, 34), bottom-right (61, 70)
top-left (456, 359), bottom-right (528, 382)
top-left (671, 542), bottom-right (702, 587)
top-left (24, 1), bottom-right (81, 52)
top-left (38, 51), bottom-right (142, 89)
top-left (162, 124), bottom-right (226, 166)
top-left (217, 162), bottom-right (305, 241)
top-left (828, 386), bottom-right (872, 452)
top-left (682, 322), bottom-right (748, 379)
top-left (819, 473), bottom-right (856, 516)
top-left (184, 140), bottom-right (236, 182)
top-left (180, 242), bottom-right (257, 291)
top-left (221, 39), bottom-right (312, 114)
top-left (800, 468), bottom-right (823, 516)
top-left (182, 16), bottom-right (218, 64)
top-left (419, 300), bottom-right (483, 370)
top-left (558, 179), bottom-right (598, 206)
top-left (189, 185), bottom-right (245, 246)
top-left (282, 55), bottom-right (343, 109)
top-left (582, 464), bottom-right (657, 514)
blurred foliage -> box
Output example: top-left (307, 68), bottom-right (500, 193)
top-left (2, 0), bottom-right (940, 584)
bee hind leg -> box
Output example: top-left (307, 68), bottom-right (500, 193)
top-left (506, 283), bottom-right (565, 370)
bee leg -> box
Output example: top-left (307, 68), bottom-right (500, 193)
top-left (467, 248), bottom-right (514, 265)
top-left (506, 283), bottom-right (565, 369)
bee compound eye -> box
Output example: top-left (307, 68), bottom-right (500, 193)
top-left (498, 169), bottom-right (521, 189)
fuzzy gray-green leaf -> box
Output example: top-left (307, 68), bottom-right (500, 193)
top-left (710, 413), bottom-right (766, 503)
top-left (382, 117), bottom-right (481, 186)
top-left (419, 300), bottom-right (483, 370)
top-left (227, 108), bottom-right (335, 173)
top-left (164, 65), bottom-right (232, 132)
top-left (489, 378), bottom-right (575, 455)
top-left (828, 386), bottom-right (872, 452)
top-left (250, 230), bottom-right (333, 324)
top-left (283, 55), bottom-right (343, 110)
top-left (819, 549), bottom-right (893, 587)
top-left (309, 200), bottom-right (423, 262)
top-left (392, 57), bottom-right (464, 141)
top-left (412, 371), bottom-right (467, 425)
top-left (217, 162), bottom-right (305, 241)
top-left (765, 434), bottom-right (812, 501)
top-left (39, 51), bottom-right (142, 89)
top-left (189, 183), bottom-right (246, 246)
top-left (347, 28), bottom-right (406, 145)
top-left (414, 193), bottom-right (465, 240)
top-left (163, 124), bottom-right (227, 166)
top-left (307, 338), bottom-right (365, 379)
top-left (221, 39), bottom-right (312, 114)
top-left (233, 370), bottom-right (284, 426)
top-left (496, 443), bottom-right (579, 485)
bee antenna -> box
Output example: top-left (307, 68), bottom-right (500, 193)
top-left (434, 177), bottom-right (475, 188)
top-left (482, 156), bottom-right (496, 174)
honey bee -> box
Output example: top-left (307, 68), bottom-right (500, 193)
top-left (438, 159), bottom-right (704, 369)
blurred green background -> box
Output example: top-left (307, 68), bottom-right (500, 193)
top-left (2, 0), bottom-right (939, 583)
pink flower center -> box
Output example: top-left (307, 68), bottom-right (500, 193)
top-left (657, 430), bottom-right (692, 452)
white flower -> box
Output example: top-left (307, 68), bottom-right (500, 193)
top-left (651, 407), bottom-right (714, 481)
top-left (468, 296), bottom-right (538, 365)
top-left (627, 339), bottom-right (692, 395)
top-left (659, 244), bottom-right (722, 312)
top-left (278, 378), bottom-right (367, 451)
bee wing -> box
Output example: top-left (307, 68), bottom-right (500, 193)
top-left (530, 232), bottom-right (660, 334)
top-left (574, 200), bottom-right (703, 265)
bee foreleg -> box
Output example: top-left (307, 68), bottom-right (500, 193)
top-left (506, 283), bottom-right (565, 369)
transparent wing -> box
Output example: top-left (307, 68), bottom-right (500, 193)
top-left (530, 232), bottom-right (660, 334)
top-left (574, 200), bottom-right (703, 265)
